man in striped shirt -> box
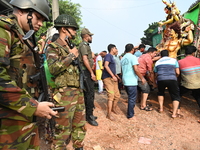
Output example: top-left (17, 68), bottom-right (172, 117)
top-left (178, 46), bottom-right (200, 122)
top-left (154, 50), bottom-right (180, 118)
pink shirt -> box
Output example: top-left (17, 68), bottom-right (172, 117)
top-left (138, 53), bottom-right (153, 76)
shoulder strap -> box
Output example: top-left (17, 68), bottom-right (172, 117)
top-left (49, 42), bottom-right (58, 48)
top-left (2, 15), bottom-right (26, 45)
top-left (50, 41), bottom-right (69, 55)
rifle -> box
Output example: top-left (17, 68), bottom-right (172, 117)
top-left (22, 30), bottom-right (65, 141)
top-left (64, 36), bottom-right (90, 92)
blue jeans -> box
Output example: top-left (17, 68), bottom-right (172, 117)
top-left (125, 86), bottom-right (137, 118)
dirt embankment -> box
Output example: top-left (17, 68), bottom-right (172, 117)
top-left (40, 89), bottom-right (200, 150)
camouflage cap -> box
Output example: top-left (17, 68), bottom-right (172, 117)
top-left (81, 28), bottom-right (94, 36)
top-left (54, 14), bottom-right (79, 30)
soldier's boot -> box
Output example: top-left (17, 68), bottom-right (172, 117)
top-left (75, 147), bottom-right (83, 150)
top-left (90, 115), bottom-right (97, 120)
top-left (86, 115), bottom-right (98, 126)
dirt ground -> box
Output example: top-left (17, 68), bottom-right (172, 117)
top-left (40, 89), bottom-right (200, 150)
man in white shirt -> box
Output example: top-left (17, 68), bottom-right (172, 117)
top-left (96, 51), bottom-right (107, 94)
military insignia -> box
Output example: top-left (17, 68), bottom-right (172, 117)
top-left (4, 18), bottom-right (12, 23)
top-left (53, 92), bottom-right (62, 103)
top-left (0, 16), bottom-right (14, 25)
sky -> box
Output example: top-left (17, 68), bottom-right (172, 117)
top-left (72, 0), bottom-right (194, 55)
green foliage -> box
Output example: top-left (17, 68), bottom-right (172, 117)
top-left (36, 22), bottom-right (53, 38)
top-left (36, 0), bottom-right (82, 45)
top-left (140, 22), bottom-right (158, 46)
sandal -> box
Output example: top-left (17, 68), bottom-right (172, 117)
top-left (140, 106), bottom-right (153, 111)
top-left (146, 103), bottom-right (152, 107)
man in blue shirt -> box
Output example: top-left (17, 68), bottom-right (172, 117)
top-left (102, 44), bottom-right (121, 121)
top-left (154, 50), bottom-right (180, 118)
top-left (121, 44), bottom-right (145, 121)
top-left (134, 44), bottom-right (146, 58)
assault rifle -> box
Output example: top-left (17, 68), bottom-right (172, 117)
top-left (22, 30), bottom-right (65, 140)
top-left (64, 36), bottom-right (90, 92)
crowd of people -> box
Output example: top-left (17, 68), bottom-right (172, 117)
top-left (0, 0), bottom-right (200, 150)
top-left (108, 44), bottom-right (200, 121)
top-left (92, 42), bottom-right (200, 124)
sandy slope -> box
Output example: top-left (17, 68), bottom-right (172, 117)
top-left (40, 89), bottom-right (200, 150)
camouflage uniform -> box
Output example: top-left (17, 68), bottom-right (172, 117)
top-left (46, 38), bottom-right (86, 149)
top-left (0, 15), bottom-right (40, 150)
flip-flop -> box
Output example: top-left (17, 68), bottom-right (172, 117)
top-left (140, 106), bottom-right (153, 111)
top-left (146, 103), bottom-right (152, 107)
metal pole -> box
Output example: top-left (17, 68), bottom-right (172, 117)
top-left (52, 0), bottom-right (59, 23)
top-left (46, 0), bottom-right (59, 40)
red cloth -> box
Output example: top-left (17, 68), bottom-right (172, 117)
top-left (93, 56), bottom-right (97, 71)
top-left (138, 53), bottom-right (153, 76)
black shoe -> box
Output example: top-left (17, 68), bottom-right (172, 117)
top-left (90, 115), bottom-right (98, 120)
top-left (87, 119), bottom-right (98, 126)
top-left (87, 115), bottom-right (97, 120)
top-left (75, 148), bottom-right (83, 150)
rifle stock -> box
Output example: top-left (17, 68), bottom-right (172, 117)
top-left (76, 58), bottom-right (90, 92)
top-left (23, 30), bottom-right (65, 141)
top-left (65, 36), bottom-right (90, 92)
top-left (23, 30), bottom-right (50, 102)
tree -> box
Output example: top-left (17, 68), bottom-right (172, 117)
top-left (36, 0), bottom-right (82, 45)
top-left (140, 22), bottom-right (158, 46)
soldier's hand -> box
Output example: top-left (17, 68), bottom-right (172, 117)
top-left (34, 102), bottom-right (58, 119)
top-left (91, 73), bottom-right (97, 81)
top-left (69, 47), bottom-right (79, 58)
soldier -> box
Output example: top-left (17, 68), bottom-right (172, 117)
top-left (78, 28), bottom-right (98, 126)
top-left (46, 14), bottom-right (86, 150)
top-left (0, 0), bottom-right (57, 149)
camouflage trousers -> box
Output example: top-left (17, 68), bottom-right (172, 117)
top-left (51, 88), bottom-right (86, 150)
top-left (0, 119), bottom-right (39, 150)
